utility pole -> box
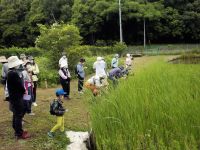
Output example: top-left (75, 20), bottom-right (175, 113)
top-left (119, 0), bottom-right (123, 43)
top-left (144, 0), bottom-right (147, 50)
top-left (144, 18), bottom-right (146, 50)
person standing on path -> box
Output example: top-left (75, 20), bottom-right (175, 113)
top-left (59, 52), bottom-right (68, 69)
top-left (59, 62), bottom-right (71, 99)
top-left (29, 56), bottom-right (39, 106)
top-left (7, 56), bottom-right (31, 139)
top-left (76, 58), bottom-right (86, 94)
top-left (48, 89), bottom-right (67, 138)
top-left (0, 56), bottom-right (9, 101)
top-left (125, 53), bottom-right (132, 70)
top-left (111, 54), bottom-right (119, 68)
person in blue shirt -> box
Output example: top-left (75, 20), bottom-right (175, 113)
top-left (76, 58), bottom-right (86, 94)
top-left (111, 54), bottom-right (119, 68)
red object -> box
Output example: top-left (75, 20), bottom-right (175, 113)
top-left (17, 131), bottom-right (31, 140)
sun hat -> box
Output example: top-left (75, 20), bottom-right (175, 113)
top-left (97, 57), bottom-right (102, 61)
top-left (7, 56), bottom-right (23, 69)
top-left (127, 53), bottom-right (131, 57)
top-left (0, 56), bottom-right (8, 63)
top-left (20, 54), bottom-right (26, 59)
top-left (115, 54), bottom-right (119, 58)
top-left (56, 89), bottom-right (66, 96)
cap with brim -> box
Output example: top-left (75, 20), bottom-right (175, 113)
top-left (56, 89), bottom-right (66, 96)
top-left (0, 56), bottom-right (8, 63)
top-left (8, 56), bottom-right (23, 68)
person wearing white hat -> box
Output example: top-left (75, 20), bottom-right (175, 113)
top-left (59, 52), bottom-right (68, 69)
top-left (7, 56), bottom-right (31, 139)
top-left (93, 57), bottom-right (107, 78)
top-left (59, 61), bottom-right (71, 99)
top-left (125, 53), bottom-right (132, 70)
top-left (111, 54), bottom-right (119, 68)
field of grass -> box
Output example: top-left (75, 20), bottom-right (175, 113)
top-left (90, 58), bottom-right (200, 149)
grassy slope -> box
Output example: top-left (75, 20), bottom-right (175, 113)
top-left (90, 56), bottom-right (200, 149)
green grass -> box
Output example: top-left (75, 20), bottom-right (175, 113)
top-left (90, 59), bottom-right (200, 149)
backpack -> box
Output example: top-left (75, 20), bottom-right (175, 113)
top-left (50, 100), bottom-right (58, 115)
top-left (74, 65), bottom-right (78, 75)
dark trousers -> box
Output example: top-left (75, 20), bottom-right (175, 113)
top-left (33, 81), bottom-right (37, 103)
top-left (109, 75), bottom-right (118, 85)
top-left (60, 78), bottom-right (70, 97)
top-left (78, 77), bottom-right (84, 92)
top-left (27, 86), bottom-right (34, 113)
top-left (12, 112), bottom-right (24, 137)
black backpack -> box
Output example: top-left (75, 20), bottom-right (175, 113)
top-left (50, 100), bottom-right (58, 115)
top-left (74, 65), bottom-right (78, 75)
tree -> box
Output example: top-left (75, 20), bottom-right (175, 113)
top-left (36, 23), bottom-right (82, 68)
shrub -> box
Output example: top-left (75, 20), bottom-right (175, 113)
top-left (0, 47), bottom-right (43, 57)
top-left (36, 23), bottom-right (82, 69)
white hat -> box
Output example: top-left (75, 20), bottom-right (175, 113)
top-left (97, 57), bottom-right (102, 61)
top-left (127, 53), bottom-right (131, 57)
top-left (0, 56), bottom-right (8, 63)
top-left (8, 56), bottom-right (23, 68)
top-left (115, 54), bottom-right (119, 58)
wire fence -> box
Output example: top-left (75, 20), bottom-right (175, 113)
top-left (125, 44), bottom-right (200, 56)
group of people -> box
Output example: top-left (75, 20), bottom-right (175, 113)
top-left (0, 55), bottom-right (39, 139)
top-left (58, 52), bottom-right (133, 97)
top-left (48, 53), bottom-right (133, 138)
top-left (0, 52), bottom-right (132, 139)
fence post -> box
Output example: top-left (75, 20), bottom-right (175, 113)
top-left (45, 79), bottom-right (48, 89)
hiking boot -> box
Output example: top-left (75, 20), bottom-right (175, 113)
top-left (47, 132), bottom-right (54, 138)
top-left (32, 102), bottom-right (38, 106)
top-left (17, 131), bottom-right (31, 140)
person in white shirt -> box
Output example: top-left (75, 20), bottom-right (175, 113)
top-left (85, 75), bottom-right (103, 96)
top-left (59, 52), bottom-right (68, 69)
top-left (93, 57), bottom-right (106, 77)
top-left (111, 54), bottom-right (119, 68)
top-left (59, 62), bottom-right (71, 100)
top-left (125, 53), bottom-right (132, 70)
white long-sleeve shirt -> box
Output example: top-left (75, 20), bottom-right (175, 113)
top-left (93, 61), bottom-right (106, 77)
top-left (59, 56), bottom-right (68, 68)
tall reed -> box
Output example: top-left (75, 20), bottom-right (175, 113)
top-left (90, 62), bottom-right (200, 150)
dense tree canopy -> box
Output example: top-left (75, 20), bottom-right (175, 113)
top-left (0, 0), bottom-right (200, 47)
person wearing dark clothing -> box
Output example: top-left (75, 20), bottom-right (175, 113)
top-left (108, 66), bottom-right (128, 85)
top-left (59, 62), bottom-right (71, 99)
top-left (76, 58), bottom-right (86, 94)
top-left (7, 56), bottom-right (30, 139)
